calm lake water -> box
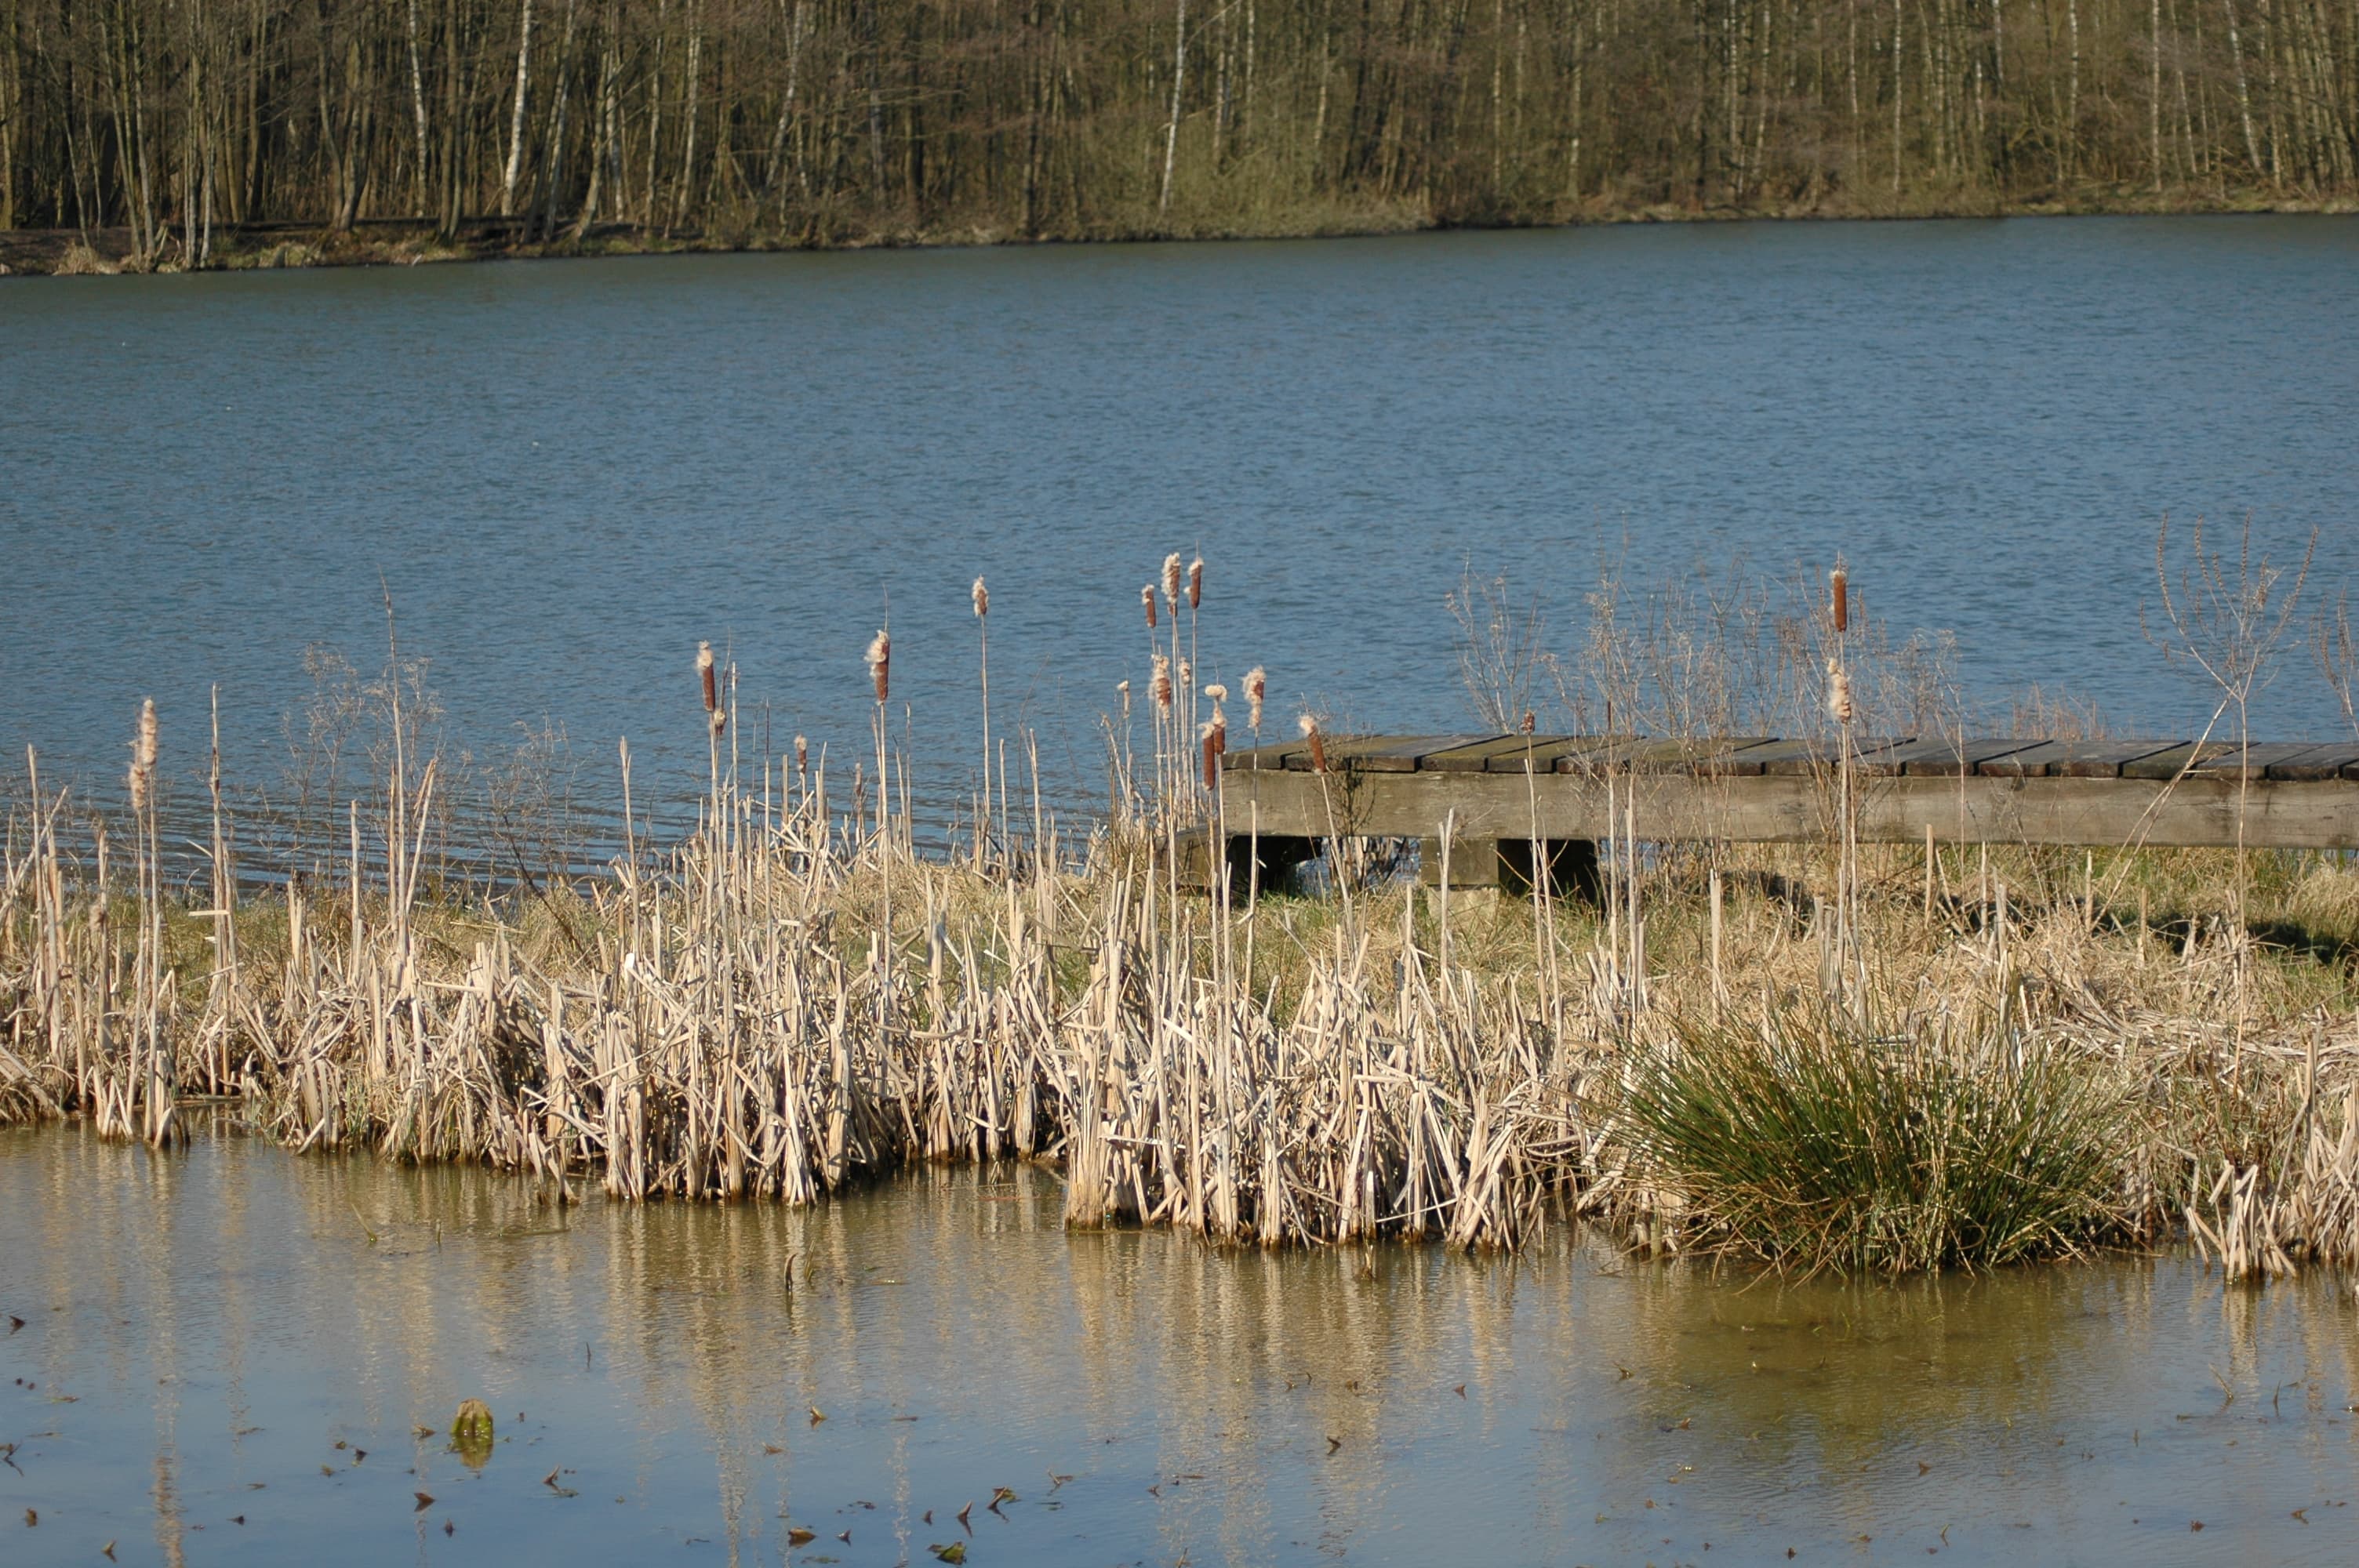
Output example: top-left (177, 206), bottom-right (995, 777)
top-left (5, 217), bottom-right (2358, 848)
top-left (4, 1122), bottom-right (2357, 1567)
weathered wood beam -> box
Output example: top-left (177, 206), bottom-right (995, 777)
top-left (1220, 768), bottom-right (2359, 850)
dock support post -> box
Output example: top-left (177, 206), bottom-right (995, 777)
top-left (1419, 837), bottom-right (1601, 902)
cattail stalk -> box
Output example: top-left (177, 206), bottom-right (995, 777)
top-left (974, 578), bottom-right (992, 866)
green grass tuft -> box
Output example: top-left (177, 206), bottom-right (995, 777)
top-left (1627, 1009), bottom-right (2128, 1272)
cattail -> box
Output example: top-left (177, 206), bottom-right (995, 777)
top-left (794, 735), bottom-right (809, 771)
top-left (1178, 659), bottom-right (1193, 691)
top-left (1162, 553), bottom-right (1183, 609)
top-left (1299, 711), bottom-right (1328, 773)
top-left (710, 708), bottom-right (727, 738)
top-left (1187, 556), bottom-right (1204, 610)
top-left (1200, 715), bottom-right (1227, 792)
top-left (1142, 584), bottom-right (1158, 630)
top-left (1117, 679), bottom-right (1132, 720)
top-left (1203, 682), bottom-right (1227, 703)
top-left (866, 630), bottom-right (891, 703)
top-left (972, 576), bottom-right (989, 619)
top-left (697, 641), bottom-right (718, 714)
top-left (1830, 567), bottom-right (1848, 633)
top-left (1520, 710), bottom-right (1536, 735)
top-left (1151, 655), bottom-right (1172, 709)
top-left (128, 699), bottom-right (158, 813)
top-left (1243, 666), bottom-right (1267, 731)
top-left (1826, 659), bottom-right (1855, 725)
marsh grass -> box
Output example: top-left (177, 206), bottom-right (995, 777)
top-left (1625, 1008), bottom-right (2127, 1272)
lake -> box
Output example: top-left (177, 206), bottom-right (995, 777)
top-left (5, 217), bottom-right (2357, 855)
top-left (3, 1121), bottom-right (2355, 1566)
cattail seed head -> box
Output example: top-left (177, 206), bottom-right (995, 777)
top-left (1243, 666), bottom-right (1267, 731)
top-left (1187, 556), bottom-right (1203, 610)
top-left (1151, 655), bottom-right (1172, 709)
top-left (1117, 679), bottom-right (1132, 719)
top-left (1142, 584), bottom-right (1158, 630)
top-left (1203, 682), bottom-right (1227, 703)
top-left (972, 576), bottom-right (989, 619)
top-left (1520, 710), bottom-right (1536, 735)
top-left (1297, 711), bottom-right (1329, 772)
top-left (1830, 567), bottom-right (1849, 634)
top-left (710, 708), bottom-right (727, 738)
top-left (1826, 659), bottom-right (1855, 726)
top-left (1162, 552), bottom-right (1183, 608)
top-left (697, 641), bottom-right (718, 713)
top-left (1178, 659), bottom-right (1193, 691)
top-left (794, 735), bottom-right (809, 771)
top-left (866, 630), bottom-right (891, 703)
top-left (128, 699), bottom-right (157, 814)
top-left (1200, 714), bottom-right (1227, 791)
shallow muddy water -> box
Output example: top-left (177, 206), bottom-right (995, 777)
top-left (5, 218), bottom-right (2358, 847)
top-left (3, 1123), bottom-right (2357, 1566)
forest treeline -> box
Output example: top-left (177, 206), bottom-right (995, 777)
top-left (2, 0), bottom-right (2355, 267)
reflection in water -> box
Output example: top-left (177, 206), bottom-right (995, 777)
top-left (4, 1122), bottom-right (2357, 1566)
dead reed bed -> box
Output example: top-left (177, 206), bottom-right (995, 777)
top-left (5, 545), bottom-right (2357, 1279)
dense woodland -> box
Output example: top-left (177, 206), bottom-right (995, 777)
top-left (2, 0), bottom-right (2355, 264)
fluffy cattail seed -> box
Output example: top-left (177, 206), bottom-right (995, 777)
top-left (794, 735), bottom-right (809, 771)
top-left (1203, 682), bottom-right (1227, 703)
top-left (1151, 655), bottom-right (1172, 709)
top-left (1178, 659), bottom-right (1194, 691)
top-left (1243, 666), bottom-right (1267, 731)
top-left (1142, 585), bottom-right (1158, 630)
top-left (866, 630), bottom-right (891, 703)
top-left (1826, 659), bottom-right (1855, 726)
top-left (128, 698), bottom-right (157, 814)
top-left (1520, 710), bottom-right (1536, 735)
top-left (1162, 553), bottom-right (1183, 609)
top-left (1187, 557), bottom-right (1204, 610)
top-left (1298, 711), bottom-right (1328, 773)
top-left (972, 577), bottom-right (989, 619)
top-left (1830, 567), bottom-right (1849, 634)
top-left (697, 641), bottom-right (718, 714)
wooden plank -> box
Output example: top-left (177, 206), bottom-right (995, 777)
top-left (1623, 736), bottom-right (1776, 773)
top-left (1976, 740), bottom-right (2073, 777)
top-left (2195, 742), bottom-right (2342, 781)
top-left (1853, 738), bottom-right (2034, 777)
top-left (2121, 742), bottom-right (2231, 780)
top-left (1416, 735), bottom-right (1540, 772)
top-left (1492, 736), bottom-right (1610, 773)
top-left (1725, 739), bottom-right (1829, 777)
top-left (1684, 738), bottom-right (1783, 775)
top-left (1759, 737), bottom-right (1910, 776)
top-left (2038, 740), bottom-right (2186, 778)
top-left (2270, 745), bottom-right (2359, 781)
top-left (1222, 739), bottom-right (1308, 772)
top-left (1281, 734), bottom-right (1487, 771)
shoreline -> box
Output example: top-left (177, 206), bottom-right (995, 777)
top-left (8, 187), bottom-right (2356, 277)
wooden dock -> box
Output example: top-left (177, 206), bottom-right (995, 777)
top-left (1209, 734), bottom-right (2359, 893)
